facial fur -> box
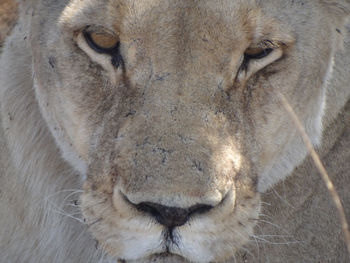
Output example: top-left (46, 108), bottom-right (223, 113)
top-left (1, 0), bottom-right (349, 262)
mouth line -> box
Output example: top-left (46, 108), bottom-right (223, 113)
top-left (163, 227), bottom-right (181, 251)
top-left (152, 252), bottom-right (186, 260)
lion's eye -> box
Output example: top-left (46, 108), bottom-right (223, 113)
top-left (83, 31), bottom-right (119, 53)
top-left (244, 48), bottom-right (273, 60)
top-left (237, 44), bottom-right (282, 82)
top-left (240, 48), bottom-right (274, 71)
top-left (81, 29), bottom-right (123, 68)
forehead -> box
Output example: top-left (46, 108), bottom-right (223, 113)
top-left (115, 0), bottom-right (257, 31)
top-left (62, 0), bottom-right (259, 37)
top-left (111, 0), bottom-right (257, 20)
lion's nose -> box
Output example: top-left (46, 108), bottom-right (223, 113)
top-left (135, 202), bottom-right (213, 228)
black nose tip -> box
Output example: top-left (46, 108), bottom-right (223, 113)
top-left (135, 202), bottom-right (213, 228)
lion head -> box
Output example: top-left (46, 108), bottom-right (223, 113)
top-left (20, 0), bottom-right (349, 262)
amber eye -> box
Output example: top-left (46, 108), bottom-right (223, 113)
top-left (83, 31), bottom-right (120, 54)
top-left (82, 30), bottom-right (123, 68)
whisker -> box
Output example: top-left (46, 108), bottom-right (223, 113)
top-left (271, 188), bottom-right (294, 209)
top-left (48, 207), bottom-right (85, 224)
top-left (250, 235), bottom-right (301, 245)
top-left (257, 213), bottom-right (274, 220)
top-left (250, 235), bottom-right (260, 257)
top-left (239, 245), bottom-right (255, 260)
top-left (41, 189), bottom-right (83, 202)
top-left (256, 234), bottom-right (294, 238)
top-left (88, 218), bottom-right (103, 227)
top-left (64, 203), bottom-right (82, 209)
top-left (62, 190), bottom-right (83, 204)
top-left (256, 219), bottom-right (289, 234)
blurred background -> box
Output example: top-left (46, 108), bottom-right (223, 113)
top-left (0, 0), bottom-right (18, 47)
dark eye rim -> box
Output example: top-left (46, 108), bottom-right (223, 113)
top-left (83, 30), bottom-right (120, 55)
top-left (244, 48), bottom-right (273, 60)
top-left (82, 30), bottom-right (123, 68)
top-left (239, 48), bottom-right (274, 72)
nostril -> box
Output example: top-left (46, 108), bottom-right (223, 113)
top-left (136, 202), bottom-right (189, 227)
top-left (134, 202), bottom-right (213, 228)
top-left (135, 202), bottom-right (164, 223)
top-left (188, 204), bottom-right (213, 216)
top-left (121, 192), bottom-right (216, 227)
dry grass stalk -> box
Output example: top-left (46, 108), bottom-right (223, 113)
top-left (277, 92), bottom-right (350, 256)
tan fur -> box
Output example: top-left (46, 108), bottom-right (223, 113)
top-left (0, 0), bottom-right (349, 262)
top-left (0, 0), bottom-right (17, 47)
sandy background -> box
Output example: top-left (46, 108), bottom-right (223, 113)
top-left (0, 0), bottom-right (18, 47)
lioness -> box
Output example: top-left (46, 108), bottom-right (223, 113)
top-left (0, 0), bottom-right (349, 262)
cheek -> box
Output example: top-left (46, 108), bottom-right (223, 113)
top-left (58, 98), bottom-right (90, 161)
top-left (257, 121), bottom-right (296, 166)
top-left (34, 79), bottom-right (90, 174)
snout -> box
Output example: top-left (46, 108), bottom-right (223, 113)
top-left (112, 111), bottom-right (243, 205)
top-left (82, 140), bottom-right (260, 262)
top-left (82, 105), bottom-right (260, 262)
top-left (97, 185), bottom-right (259, 262)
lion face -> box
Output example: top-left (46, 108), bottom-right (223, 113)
top-left (30, 0), bottom-right (342, 262)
